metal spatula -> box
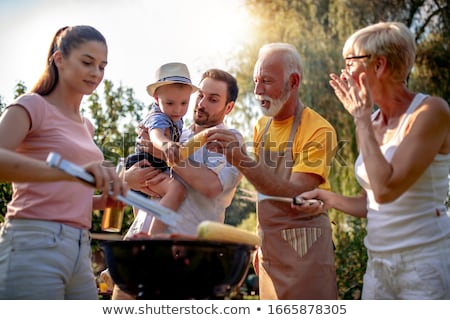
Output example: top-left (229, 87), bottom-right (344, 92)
top-left (241, 189), bottom-right (322, 206)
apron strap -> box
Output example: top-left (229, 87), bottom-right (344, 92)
top-left (260, 104), bottom-right (304, 164)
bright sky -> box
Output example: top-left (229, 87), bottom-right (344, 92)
top-left (0, 0), bottom-right (253, 105)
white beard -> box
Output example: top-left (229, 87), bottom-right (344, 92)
top-left (255, 84), bottom-right (290, 117)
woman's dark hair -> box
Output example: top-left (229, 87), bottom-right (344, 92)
top-left (201, 68), bottom-right (239, 104)
top-left (32, 25), bottom-right (107, 95)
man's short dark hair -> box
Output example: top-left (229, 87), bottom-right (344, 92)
top-left (201, 69), bottom-right (238, 103)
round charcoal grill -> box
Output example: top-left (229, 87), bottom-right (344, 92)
top-left (101, 238), bottom-right (256, 299)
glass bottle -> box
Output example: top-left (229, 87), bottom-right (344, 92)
top-left (101, 157), bottom-right (125, 232)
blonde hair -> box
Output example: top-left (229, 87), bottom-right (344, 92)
top-left (343, 22), bottom-right (416, 82)
top-left (258, 42), bottom-right (303, 82)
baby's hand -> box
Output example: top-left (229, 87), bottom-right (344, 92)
top-left (163, 141), bottom-right (181, 166)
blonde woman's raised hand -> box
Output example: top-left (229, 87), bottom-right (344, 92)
top-left (329, 70), bottom-right (373, 124)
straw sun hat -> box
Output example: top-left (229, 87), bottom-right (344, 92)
top-left (146, 62), bottom-right (199, 96)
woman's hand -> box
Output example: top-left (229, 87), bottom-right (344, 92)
top-left (291, 188), bottom-right (332, 213)
top-left (86, 161), bottom-right (128, 210)
top-left (329, 70), bottom-right (373, 124)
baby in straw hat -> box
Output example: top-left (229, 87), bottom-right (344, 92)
top-left (125, 62), bottom-right (198, 236)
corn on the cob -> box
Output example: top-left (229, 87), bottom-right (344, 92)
top-left (197, 220), bottom-right (260, 246)
top-left (166, 131), bottom-right (208, 167)
top-left (179, 130), bottom-right (208, 161)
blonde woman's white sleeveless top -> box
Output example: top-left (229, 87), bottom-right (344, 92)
top-left (355, 93), bottom-right (450, 252)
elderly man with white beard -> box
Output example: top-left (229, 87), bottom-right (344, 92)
top-left (206, 43), bottom-right (339, 300)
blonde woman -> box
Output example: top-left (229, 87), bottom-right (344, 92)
top-left (298, 22), bottom-right (450, 299)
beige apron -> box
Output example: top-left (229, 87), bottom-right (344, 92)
top-left (256, 107), bottom-right (338, 299)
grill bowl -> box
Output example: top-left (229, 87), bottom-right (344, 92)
top-left (100, 238), bottom-right (256, 299)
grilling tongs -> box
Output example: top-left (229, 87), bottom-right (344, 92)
top-left (46, 152), bottom-right (180, 227)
